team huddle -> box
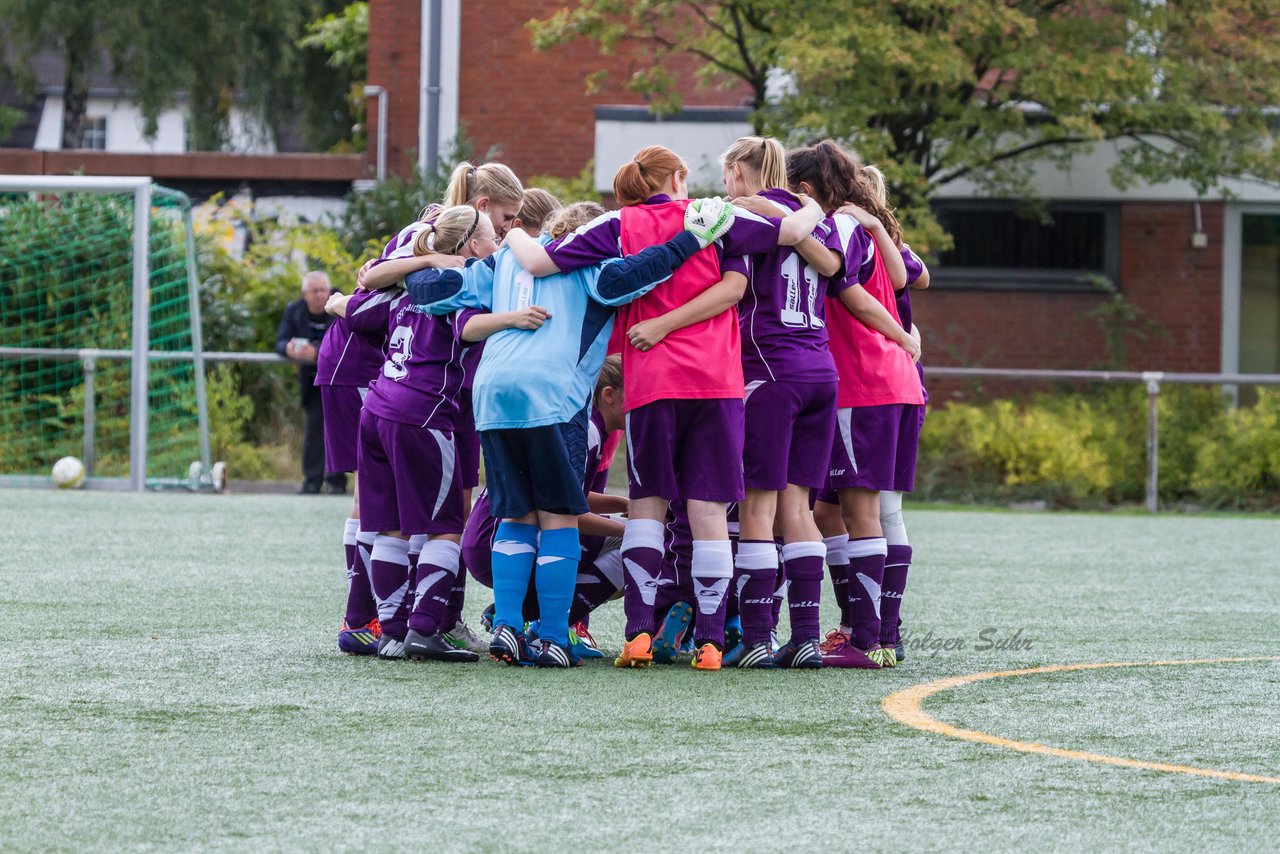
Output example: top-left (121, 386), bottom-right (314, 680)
top-left (315, 136), bottom-right (928, 671)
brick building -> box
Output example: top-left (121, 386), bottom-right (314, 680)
top-left (367, 0), bottom-right (1280, 377)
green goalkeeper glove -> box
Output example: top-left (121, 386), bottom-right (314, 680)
top-left (683, 197), bottom-right (735, 249)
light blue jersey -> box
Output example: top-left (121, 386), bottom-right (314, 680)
top-left (407, 239), bottom-right (670, 430)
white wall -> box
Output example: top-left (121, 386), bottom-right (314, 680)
top-left (32, 95), bottom-right (276, 154)
top-left (933, 138), bottom-right (1280, 204)
top-left (593, 122), bottom-right (1280, 203)
top-left (594, 117), bottom-right (753, 194)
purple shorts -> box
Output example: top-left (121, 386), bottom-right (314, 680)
top-left (743, 380), bottom-right (837, 491)
top-left (461, 489), bottom-right (497, 587)
top-left (464, 527), bottom-right (606, 592)
top-left (357, 408), bottom-right (465, 536)
top-left (320, 385), bottom-right (364, 474)
top-left (824, 404), bottom-right (923, 494)
top-left (625, 398), bottom-right (745, 503)
top-left (456, 390), bottom-right (481, 490)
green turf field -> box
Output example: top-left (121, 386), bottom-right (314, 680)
top-left (1, 489), bottom-right (1277, 851)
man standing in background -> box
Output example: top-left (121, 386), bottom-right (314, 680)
top-left (276, 271), bottom-right (345, 495)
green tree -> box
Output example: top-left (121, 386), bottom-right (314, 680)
top-left (0, 0), bottom-right (132, 148)
top-left (530, 2), bottom-right (1280, 252)
top-left (298, 2), bottom-right (369, 152)
top-left (0, 0), bottom-right (357, 151)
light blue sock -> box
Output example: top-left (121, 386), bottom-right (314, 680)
top-left (534, 527), bottom-right (581, 646)
top-left (492, 522), bottom-right (539, 631)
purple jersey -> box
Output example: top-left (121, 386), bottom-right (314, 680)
top-left (371, 217), bottom-right (434, 267)
top-left (828, 213), bottom-right (876, 295)
top-left (737, 189), bottom-right (839, 384)
top-left (315, 289), bottom-right (397, 387)
top-left (545, 195), bottom-right (782, 272)
top-left (461, 409), bottom-right (609, 552)
top-left (897, 246), bottom-right (925, 332)
top-left (362, 294), bottom-right (478, 430)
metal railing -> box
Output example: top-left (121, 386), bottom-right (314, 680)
top-left (0, 346), bottom-right (288, 481)
top-left (924, 367), bottom-right (1280, 512)
top-left (3, 348), bottom-right (1278, 510)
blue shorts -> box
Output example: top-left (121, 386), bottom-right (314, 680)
top-left (480, 405), bottom-right (590, 519)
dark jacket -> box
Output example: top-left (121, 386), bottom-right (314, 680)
top-left (276, 297), bottom-right (335, 395)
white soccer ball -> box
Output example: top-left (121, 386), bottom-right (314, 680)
top-left (51, 456), bottom-right (86, 489)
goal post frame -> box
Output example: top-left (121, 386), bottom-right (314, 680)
top-left (0, 175), bottom-right (210, 491)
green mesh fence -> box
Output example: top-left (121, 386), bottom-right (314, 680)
top-left (0, 185), bottom-right (205, 484)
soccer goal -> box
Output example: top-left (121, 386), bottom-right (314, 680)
top-left (0, 175), bottom-right (216, 491)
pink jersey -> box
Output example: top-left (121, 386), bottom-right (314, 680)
top-left (617, 200), bottom-right (742, 410)
top-left (826, 241), bottom-right (924, 408)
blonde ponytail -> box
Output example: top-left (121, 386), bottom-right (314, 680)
top-left (720, 136), bottom-right (788, 192)
top-left (444, 161), bottom-right (525, 209)
top-left (413, 205), bottom-right (490, 256)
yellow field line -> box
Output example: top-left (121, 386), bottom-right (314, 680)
top-left (882, 656), bottom-right (1280, 784)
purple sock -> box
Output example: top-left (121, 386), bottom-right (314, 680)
top-left (408, 539), bottom-right (461, 636)
top-left (846, 537), bottom-right (887, 650)
top-left (823, 535), bottom-right (850, 629)
top-left (881, 544), bottom-right (912, 645)
top-left (445, 547), bottom-right (467, 628)
top-left (369, 535), bottom-right (411, 641)
top-left (344, 522), bottom-right (378, 628)
top-left (621, 519), bottom-right (665, 638)
top-left (725, 564), bottom-right (743, 621)
top-left (735, 540), bottom-right (776, 647)
top-left (781, 542), bottom-right (825, 644)
top-left (691, 540), bottom-right (734, 646)
top-left (570, 549), bottom-right (623, 625)
top-left (652, 544), bottom-right (685, 627)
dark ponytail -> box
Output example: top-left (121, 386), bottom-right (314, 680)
top-left (787, 140), bottom-right (904, 246)
top-left (786, 140), bottom-right (859, 213)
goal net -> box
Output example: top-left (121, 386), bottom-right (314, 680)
top-left (0, 176), bottom-right (211, 490)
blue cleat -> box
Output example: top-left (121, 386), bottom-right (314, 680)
top-left (338, 619), bottom-right (382, 656)
top-left (773, 640), bottom-right (823, 669)
top-left (479, 603), bottom-right (495, 634)
top-left (569, 623), bottom-right (604, 659)
top-left (723, 641), bottom-right (776, 669)
top-left (489, 625), bottom-right (537, 667)
top-left (723, 615), bottom-right (743, 652)
top-left (652, 601), bottom-right (693, 664)
top-left (536, 639), bottom-right (583, 668)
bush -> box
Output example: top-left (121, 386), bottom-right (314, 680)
top-left (917, 386), bottom-right (1280, 510)
top-left (336, 135), bottom-right (474, 254)
top-left (1192, 389), bottom-right (1280, 506)
top-left (195, 202), bottom-right (379, 477)
top-left (527, 162), bottom-right (601, 205)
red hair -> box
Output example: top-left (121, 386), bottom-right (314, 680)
top-left (612, 145), bottom-right (688, 206)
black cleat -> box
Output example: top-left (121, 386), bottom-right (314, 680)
top-left (774, 640), bottom-right (824, 669)
top-left (404, 628), bottom-right (479, 662)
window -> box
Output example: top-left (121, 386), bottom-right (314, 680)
top-left (932, 201), bottom-right (1119, 291)
top-left (82, 116), bottom-right (107, 150)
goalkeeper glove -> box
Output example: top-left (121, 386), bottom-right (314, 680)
top-left (683, 197), bottom-right (735, 249)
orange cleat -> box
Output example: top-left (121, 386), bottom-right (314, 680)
top-left (691, 643), bottom-right (723, 671)
top-left (614, 632), bottom-right (654, 668)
